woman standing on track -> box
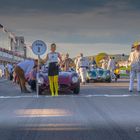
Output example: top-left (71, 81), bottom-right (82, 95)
top-left (43, 43), bottom-right (62, 96)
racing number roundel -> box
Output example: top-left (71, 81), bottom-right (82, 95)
top-left (32, 40), bottom-right (47, 55)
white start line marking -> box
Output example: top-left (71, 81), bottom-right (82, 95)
top-left (0, 94), bottom-right (139, 99)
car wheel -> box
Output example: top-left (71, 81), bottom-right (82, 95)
top-left (73, 84), bottom-right (80, 94)
top-left (39, 86), bottom-right (43, 95)
top-left (86, 79), bottom-right (90, 83)
top-left (107, 78), bottom-right (111, 83)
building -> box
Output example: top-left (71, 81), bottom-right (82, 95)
top-left (10, 36), bottom-right (27, 58)
top-left (0, 25), bottom-right (33, 69)
top-left (0, 47), bottom-right (25, 65)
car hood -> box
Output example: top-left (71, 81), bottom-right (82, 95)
top-left (88, 68), bottom-right (110, 78)
top-left (40, 71), bottom-right (78, 84)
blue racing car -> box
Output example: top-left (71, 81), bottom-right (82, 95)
top-left (86, 68), bottom-right (111, 83)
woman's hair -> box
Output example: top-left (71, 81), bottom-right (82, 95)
top-left (51, 43), bottom-right (56, 48)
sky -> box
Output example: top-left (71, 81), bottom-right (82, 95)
top-left (0, 0), bottom-right (140, 58)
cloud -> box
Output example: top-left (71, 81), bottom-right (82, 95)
top-left (38, 43), bottom-right (130, 58)
top-left (0, 0), bottom-right (105, 14)
top-left (26, 42), bottom-right (130, 58)
top-left (5, 8), bottom-right (140, 42)
top-left (0, 0), bottom-right (139, 14)
top-left (0, 0), bottom-right (140, 57)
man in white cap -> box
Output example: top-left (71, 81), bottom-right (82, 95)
top-left (77, 53), bottom-right (89, 85)
top-left (128, 42), bottom-right (140, 92)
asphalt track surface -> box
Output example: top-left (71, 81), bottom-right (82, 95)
top-left (0, 78), bottom-right (140, 140)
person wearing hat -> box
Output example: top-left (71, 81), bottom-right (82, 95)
top-left (43, 43), bottom-right (62, 96)
top-left (128, 42), bottom-right (140, 92)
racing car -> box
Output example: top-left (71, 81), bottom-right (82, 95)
top-left (86, 68), bottom-right (111, 83)
top-left (37, 67), bottom-right (80, 95)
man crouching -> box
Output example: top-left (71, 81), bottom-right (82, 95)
top-left (14, 59), bottom-right (38, 93)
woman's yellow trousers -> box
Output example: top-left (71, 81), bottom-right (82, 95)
top-left (49, 76), bottom-right (59, 96)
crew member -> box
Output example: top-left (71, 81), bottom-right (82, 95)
top-left (74, 55), bottom-right (80, 74)
top-left (5, 66), bottom-right (10, 80)
top-left (43, 43), bottom-right (62, 96)
top-left (107, 57), bottom-right (116, 80)
top-left (114, 62), bottom-right (120, 82)
top-left (7, 63), bottom-right (13, 80)
top-left (128, 42), bottom-right (140, 92)
top-left (90, 57), bottom-right (97, 70)
top-left (28, 65), bottom-right (38, 92)
top-left (62, 53), bottom-right (74, 71)
top-left (100, 57), bottom-right (108, 69)
top-left (14, 59), bottom-right (38, 93)
top-left (77, 53), bottom-right (89, 85)
top-left (0, 64), bottom-right (5, 78)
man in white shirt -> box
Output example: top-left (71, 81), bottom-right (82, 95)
top-left (7, 63), bottom-right (13, 74)
top-left (128, 42), bottom-right (140, 92)
top-left (107, 57), bottom-right (116, 80)
top-left (7, 63), bottom-right (13, 80)
top-left (100, 57), bottom-right (108, 69)
top-left (75, 55), bottom-right (80, 74)
top-left (77, 53), bottom-right (89, 85)
top-left (14, 59), bottom-right (38, 93)
top-left (0, 65), bottom-right (5, 78)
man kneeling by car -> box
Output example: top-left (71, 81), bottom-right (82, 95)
top-left (15, 59), bottom-right (38, 93)
top-left (28, 65), bottom-right (38, 92)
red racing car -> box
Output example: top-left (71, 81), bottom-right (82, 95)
top-left (37, 68), bottom-right (80, 95)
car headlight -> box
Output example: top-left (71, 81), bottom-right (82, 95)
top-left (72, 76), bottom-right (78, 83)
top-left (38, 77), bottom-right (44, 84)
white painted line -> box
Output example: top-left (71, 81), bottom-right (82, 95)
top-left (0, 94), bottom-right (139, 99)
top-left (80, 94), bottom-right (139, 97)
top-left (0, 95), bottom-right (38, 99)
top-left (104, 94), bottom-right (131, 97)
top-left (0, 79), bottom-right (7, 83)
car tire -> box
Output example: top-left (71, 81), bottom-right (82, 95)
top-left (73, 84), bottom-right (80, 94)
top-left (107, 78), bottom-right (111, 83)
top-left (39, 86), bottom-right (43, 95)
